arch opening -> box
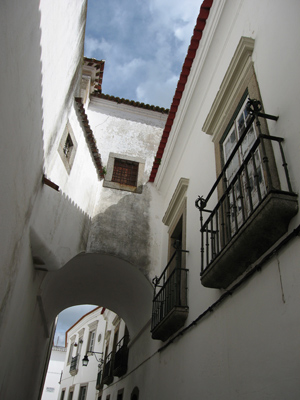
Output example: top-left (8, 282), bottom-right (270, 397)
top-left (41, 252), bottom-right (153, 339)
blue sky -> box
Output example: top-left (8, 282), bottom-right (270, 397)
top-left (54, 0), bottom-right (202, 347)
top-left (84, 0), bottom-right (202, 108)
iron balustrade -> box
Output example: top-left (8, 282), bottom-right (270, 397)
top-left (102, 351), bottom-right (112, 382)
top-left (113, 335), bottom-right (129, 377)
top-left (196, 105), bottom-right (296, 275)
top-left (69, 354), bottom-right (79, 374)
top-left (151, 249), bottom-right (189, 332)
top-left (96, 370), bottom-right (103, 390)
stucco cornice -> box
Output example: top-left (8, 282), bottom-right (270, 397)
top-left (202, 36), bottom-right (255, 138)
top-left (90, 95), bottom-right (168, 126)
top-left (163, 178), bottom-right (189, 226)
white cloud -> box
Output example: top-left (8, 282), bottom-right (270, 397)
top-left (84, 0), bottom-right (202, 107)
top-left (85, 36), bottom-right (112, 58)
top-left (136, 74), bottom-right (179, 107)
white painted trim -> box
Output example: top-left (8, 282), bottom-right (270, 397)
top-left (162, 178), bottom-right (189, 227)
top-left (88, 320), bottom-right (99, 330)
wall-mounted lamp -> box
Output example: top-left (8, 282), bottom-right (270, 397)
top-left (82, 351), bottom-right (104, 367)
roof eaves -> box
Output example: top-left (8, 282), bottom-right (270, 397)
top-left (75, 97), bottom-right (105, 180)
top-left (83, 57), bottom-right (105, 93)
top-left (91, 92), bottom-right (169, 114)
top-left (149, 0), bottom-right (214, 182)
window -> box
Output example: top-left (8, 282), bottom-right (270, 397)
top-left (131, 387), bottom-right (139, 400)
top-left (76, 333), bottom-right (84, 358)
top-left (103, 152), bottom-right (145, 193)
top-left (58, 121), bottom-right (77, 173)
top-left (60, 389), bottom-right (66, 400)
top-left (112, 158), bottom-right (138, 186)
top-left (68, 388), bottom-right (74, 400)
top-left (63, 134), bottom-right (73, 158)
top-left (87, 330), bottom-right (96, 353)
top-left (117, 389), bottom-right (124, 400)
top-left (78, 385), bottom-right (87, 400)
top-left (199, 37), bottom-right (298, 288)
top-left (221, 94), bottom-right (266, 234)
top-left (67, 341), bottom-right (75, 365)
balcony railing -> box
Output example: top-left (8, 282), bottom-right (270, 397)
top-left (96, 370), bottom-right (103, 390)
top-left (151, 249), bottom-right (189, 341)
top-left (69, 354), bottom-right (79, 375)
top-left (113, 335), bottom-right (129, 377)
top-left (196, 106), bottom-right (298, 289)
top-left (102, 351), bottom-right (113, 385)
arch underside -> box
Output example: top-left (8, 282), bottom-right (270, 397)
top-left (41, 253), bottom-right (153, 338)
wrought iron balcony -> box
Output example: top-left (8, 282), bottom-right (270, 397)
top-left (196, 106), bottom-right (297, 289)
top-left (113, 335), bottom-right (129, 377)
top-left (69, 354), bottom-right (79, 375)
top-left (96, 370), bottom-right (103, 390)
top-left (102, 351), bottom-right (113, 385)
top-left (151, 249), bottom-right (189, 341)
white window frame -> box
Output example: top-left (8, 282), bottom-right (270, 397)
top-left (67, 337), bottom-right (76, 365)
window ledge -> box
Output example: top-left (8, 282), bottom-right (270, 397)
top-left (201, 191), bottom-right (298, 289)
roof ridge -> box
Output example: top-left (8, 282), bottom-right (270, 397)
top-left (91, 92), bottom-right (169, 114)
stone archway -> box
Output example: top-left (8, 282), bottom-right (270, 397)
top-left (41, 252), bottom-right (153, 339)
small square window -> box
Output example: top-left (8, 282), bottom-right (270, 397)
top-left (112, 159), bottom-right (138, 187)
top-left (58, 121), bottom-right (77, 174)
top-left (63, 134), bottom-right (74, 159)
top-left (103, 153), bottom-right (145, 193)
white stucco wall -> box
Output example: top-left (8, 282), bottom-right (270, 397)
top-left (1, 0), bottom-right (300, 399)
top-left (96, 1), bottom-right (300, 399)
top-left (86, 98), bottom-right (167, 280)
top-left (0, 0), bottom-right (91, 398)
top-left (145, 0), bottom-right (300, 399)
top-left (41, 347), bottom-right (66, 400)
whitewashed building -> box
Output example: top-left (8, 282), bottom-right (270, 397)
top-left (58, 307), bottom-right (128, 400)
top-left (1, 0), bottom-right (300, 399)
top-left (41, 346), bottom-right (66, 400)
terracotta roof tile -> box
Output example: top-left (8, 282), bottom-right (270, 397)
top-left (83, 57), bottom-right (105, 93)
top-left (91, 92), bottom-right (169, 114)
top-left (149, 0), bottom-right (214, 182)
top-left (75, 97), bottom-right (105, 180)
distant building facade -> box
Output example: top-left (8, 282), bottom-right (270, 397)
top-left (58, 307), bottom-right (128, 400)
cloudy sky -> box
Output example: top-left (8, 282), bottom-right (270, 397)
top-left (84, 0), bottom-right (203, 108)
top-left (54, 305), bottom-right (97, 346)
top-left (54, 0), bottom-right (202, 347)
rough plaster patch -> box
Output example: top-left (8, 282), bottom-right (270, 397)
top-left (87, 186), bottom-right (151, 275)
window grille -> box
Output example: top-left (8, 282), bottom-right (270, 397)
top-left (112, 159), bottom-right (138, 186)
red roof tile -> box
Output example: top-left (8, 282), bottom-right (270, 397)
top-left (84, 57), bottom-right (105, 93)
top-left (75, 98), bottom-right (105, 180)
